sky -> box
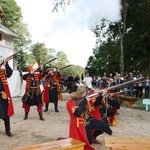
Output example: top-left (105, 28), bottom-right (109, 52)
top-left (16, 0), bottom-right (121, 68)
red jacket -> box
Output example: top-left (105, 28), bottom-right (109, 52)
top-left (0, 69), bottom-right (14, 116)
top-left (66, 99), bottom-right (95, 150)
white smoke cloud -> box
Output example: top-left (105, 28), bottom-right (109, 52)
top-left (49, 0), bottom-right (121, 31)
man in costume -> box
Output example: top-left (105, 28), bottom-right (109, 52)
top-left (42, 68), bottom-right (59, 112)
top-left (107, 93), bottom-right (120, 126)
top-left (87, 89), bottom-right (108, 144)
top-left (66, 83), bottom-right (112, 150)
top-left (22, 64), bottom-right (44, 120)
top-left (0, 59), bottom-right (14, 136)
top-left (54, 69), bottom-right (63, 101)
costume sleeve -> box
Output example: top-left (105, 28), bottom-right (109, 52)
top-left (5, 63), bottom-right (13, 78)
top-left (94, 95), bottom-right (103, 107)
top-left (74, 98), bottom-right (87, 117)
top-left (42, 71), bottom-right (47, 78)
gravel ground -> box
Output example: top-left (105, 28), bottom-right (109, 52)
top-left (0, 93), bottom-right (149, 150)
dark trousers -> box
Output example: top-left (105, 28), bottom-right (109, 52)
top-left (145, 86), bottom-right (150, 98)
top-left (2, 117), bottom-right (11, 135)
top-left (136, 86), bottom-right (143, 98)
top-left (85, 119), bottom-right (112, 144)
top-left (49, 88), bottom-right (58, 111)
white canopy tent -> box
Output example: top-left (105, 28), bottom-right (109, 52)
top-left (8, 70), bottom-right (26, 97)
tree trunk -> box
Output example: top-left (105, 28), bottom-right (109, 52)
top-left (118, 0), bottom-right (127, 76)
top-left (118, 24), bottom-right (124, 76)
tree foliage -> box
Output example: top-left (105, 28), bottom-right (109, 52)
top-left (29, 43), bottom-right (54, 65)
top-left (52, 0), bottom-right (74, 12)
top-left (0, 0), bottom-right (32, 70)
top-left (54, 51), bottom-right (69, 68)
top-left (60, 65), bottom-right (84, 79)
top-left (0, 0), bottom-right (21, 28)
top-left (86, 0), bottom-right (150, 76)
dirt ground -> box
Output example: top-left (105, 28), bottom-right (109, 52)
top-left (0, 93), bottom-right (150, 150)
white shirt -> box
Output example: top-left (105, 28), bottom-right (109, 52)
top-left (83, 76), bottom-right (93, 88)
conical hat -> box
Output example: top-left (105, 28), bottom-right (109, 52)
top-left (27, 63), bottom-right (38, 72)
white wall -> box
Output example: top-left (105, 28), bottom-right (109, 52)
top-left (0, 33), bottom-right (14, 69)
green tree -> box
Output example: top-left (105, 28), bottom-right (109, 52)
top-left (87, 0), bottom-right (150, 75)
top-left (0, 0), bottom-right (32, 70)
top-left (86, 41), bottom-right (120, 76)
top-left (124, 0), bottom-right (150, 75)
top-left (0, 0), bottom-right (21, 28)
top-left (52, 0), bottom-right (74, 12)
top-left (30, 42), bottom-right (55, 65)
top-left (60, 65), bottom-right (84, 79)
top-left (55, 51), bottom-right (69, 68)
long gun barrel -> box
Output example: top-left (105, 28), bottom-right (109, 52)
top-left (43, 58), bottom-right (57, 66)
top-left (87, 77), bottom-right (144, 98)
top-left (33, 58), bottom-right (57, 73)
top-left (59, 64), bottom-right (71, 70)
top-left (0, 50), bottom-right (22, 65)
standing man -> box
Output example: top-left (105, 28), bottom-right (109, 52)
top-left (136, 73), bottom-right (144, 98)
top-left (22, 64), bottom-right (44, 121)
top-left (0, 59), bottom-right (14, 136)
top-left (42, 68), bottom-right (52, 112)
top-left (42, 69), bottom-right (59, 112)
top-left (55, 69), bottom-right (63, 101)
top-left (83, 73), bottom-right (93, 94)
top-left (144, 76), bottom-right (150, 98)
top-left (50, 70), bottom-right (60, 112)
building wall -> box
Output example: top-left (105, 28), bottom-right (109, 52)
top-left (0, 32), bottom-right (15, 69)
